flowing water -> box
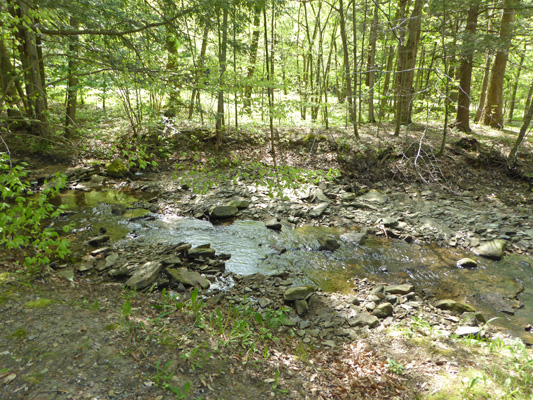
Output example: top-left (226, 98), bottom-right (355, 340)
top-left (60, 187), bottom-right (533, 343)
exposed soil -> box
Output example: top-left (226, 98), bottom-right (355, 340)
top-left (1, 122), bottom-right (533, 399)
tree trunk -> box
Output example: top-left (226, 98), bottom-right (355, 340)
top-left (13, 0), bottom-right (49, 136)
top-left (474, 53), bottom-right (492, 123)
top-left (395, 0), bottom-right (423, 135)
top-left (0, 34), bottom-right (26, 117)
top-left (338, 0), bottom-right (358, 138)
top-left (243, 7), bottom-right (261, 113)
top-left (482, 0), bottom-right (518, 129)
top-left (508, 76), bottom-right (533, 161)
top-left (454, 3), bottom-right (479, 132)
top-left (215, 7), bottom-right (229, 147)
top-left (65, 17), bottom-right (79, 138)
top-left (366, 2), bottom-right (379, 123)
top-left (188, 25), bottom-right (209, 119)
top-left (507, 43), bottom-right (525, 124)
top-left (379, 45), bottom-right (395, 119)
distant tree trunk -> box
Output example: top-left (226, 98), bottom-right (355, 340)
top-left (395, 0), bottom-right (423, 135)
top-left (366, 3), bottom-right (379, 123)
top-left (188, 25), bottom-right (208, 119)
top-left (0, 34), bottom-right (26, 116)
top-left (215, 7), bottom-right (229, 147)
top-left (352, 0), bottom-right (359, 134)
top-left (264, 3), bottom-right (277, 168)
top-left (454, 3), bottom-right (478, 132)
top-left (474, 53), bottom-right (492, 123)
top-left (482, 0), bottom-right (518, 129)
top-left (243, 7), bottom-right (261, 113)
top-left (379, 45), bottom-right (395, 119)
top-left (507, 43), bottom-right (525, 124)
top-left (65, 17), bottom-right (79, 138)
top-left (12, 0), bottom-right (49, 136)
top-left (522, 80), bottom-right (533, 119)
top-left (338, 0), bottom-right (358, 138)
top-left (508, 76), bottom-right (533, 161)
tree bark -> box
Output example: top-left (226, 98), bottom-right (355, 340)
top-left (338, 0), bottom-right (358, 138)
top-left (482, 0), bottom-right (518, 129)
top-left (507, 43), bottom-right (525, 124)
top-left (12, 0), bottom-right (49, 136)
top-left (215, 6), bottom-right (228, 147)
top-left (454, 3), bottom-right (479, 132)
top-left (243, 7), bottom-right (261, 113)
top-left (395, 0), bottom-right (423, 135)
top-left (474, 52), bottom-right (492, 123)
top-left (188, 25), bottom-right (209, 119)
top-left (65, 17), bottom-right (79, 138)
top-left (366, 2), bottom-right (379, 123)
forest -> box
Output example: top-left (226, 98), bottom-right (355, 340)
top-left (2, 0), bottom-right (533, 399)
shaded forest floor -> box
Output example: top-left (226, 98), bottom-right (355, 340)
top-left (2, 117), bottom-right (533, 399)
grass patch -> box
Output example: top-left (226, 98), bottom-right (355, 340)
top-left (25, 298), bottom-right (53, 308)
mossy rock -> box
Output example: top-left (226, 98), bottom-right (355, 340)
top-left (106, 159), bottom-right (129, 178)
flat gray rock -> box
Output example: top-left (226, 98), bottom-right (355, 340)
top-left (209, 205), bottom-right (238, 219)
top-left (341, 231), bottom-right (367, 245)
top-left (226, 199), bottom-right (249, 209)
top-left (309, 202), bottom-right (329, 218)
top-left (357, 190), bottom-right (389, 204)
top-left (348, 314), bottom-right (379, 328)
top-left (166, 268), bottom-right (210, 289)
top-left (454, 326), bottom-right (482, 337)
top-left (294, 299), bottom-right (309, 316)
top-left (317, 236), bottom-right (341, 251)
top-left (373, 303), bottom-right (394, 318)
top-left (435, 299), bottom-right (475, 314)
top-left (87, 235), bottom-right (110, 247)
top-left (284, 286), bottom-right (316, 301)
top-left (125, 261), bottom-right (163, 290)
top-left (385, 284), bottom-right (414, 295)
top-left (188, 246), bottom-right (216, 258)
top-left (265, 218), bottom-right (282, 231)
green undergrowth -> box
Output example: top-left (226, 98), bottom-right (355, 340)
top-left (390, 315), bottom-right (533, 400)
top-left (119, 288), bottom-right (293, 398)
top-left (175, 157), bottom-right (340, 199)
top-left (0, 152), bottom-right (73, 275)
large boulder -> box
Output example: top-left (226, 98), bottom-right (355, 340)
top-left (472, 239), bottom-right (506, 260)
top-left (125, 261), bottom-right (163, 290)
top-left (372, 303), bottom-right (394, 318)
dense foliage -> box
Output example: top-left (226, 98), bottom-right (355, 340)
top-left (1, 0), bottom-right (532, 156)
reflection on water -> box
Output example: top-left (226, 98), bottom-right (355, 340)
top-left (60, 189), bottom-right (533, 343)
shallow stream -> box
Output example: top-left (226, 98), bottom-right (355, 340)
top-left (60, 187), bottom-right (533, 343)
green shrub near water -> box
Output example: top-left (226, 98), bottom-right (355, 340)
top-left (0, 153), bottom-right (72, 274)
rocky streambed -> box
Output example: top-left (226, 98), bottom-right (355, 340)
top-left (37, 164), bottom-right (533, 344)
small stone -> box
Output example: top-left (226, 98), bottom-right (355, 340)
top-left (372, 302), bottom-right (394, 318)
top-left (348, 314), bottom-right (379, 328)
top-left (385, 284), bottom-right (414, 295)
top-left (309, 202), bottom-right (329, 218)
top-left (87, 235), bottom-right (110, 247)
top-left (265, 218), bottom-right (282, 231)
top-left (435, 299), bottom-right (475, 314)
top-left (341, 231), bottom-right (367, 245)
top-left (294, 299), bottom-right (309, 316)
top-left (283, 286), bottom-right (316, 301)
top-left (226, 199), bottom-right (249, 209)
top-left (188, 246), bottom-right (216, 259)
top-left (166, 268), bottom-right (210, 289)
top-left (457, 258), bottom-right (478, 269)
top-left (258, 297), bottom-right (272, 308)
top-left (454, 326), bottom-right (482, 337)
top-left (317, 236), bottom-right (341, 251)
